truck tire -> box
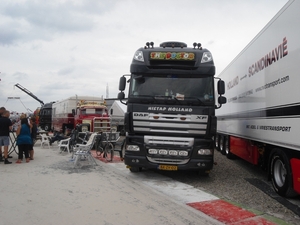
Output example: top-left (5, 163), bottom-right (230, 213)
top-left (129, 167), bottom-right (142, 172)
top-left (224, 136), bottom-right (234, 159)
top-left (215, 135), bottom-right (220, 151)
top-left (198, 170), bottom-right (210, 176)
top-left (270, 148), bottom-right (298, 197)
top-left (120, 129), bottom-right (126, 136)
top-left (219, 136), bottom-right (226, 155)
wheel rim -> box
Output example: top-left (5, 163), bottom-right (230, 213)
top-left (273, 159), bottom-right (287, 188)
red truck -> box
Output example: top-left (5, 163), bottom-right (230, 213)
top-left (51, 96), bottom-right (110, 133)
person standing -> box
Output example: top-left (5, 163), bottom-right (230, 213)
top-left (29, 117), bottom-right (37, 160)
top-left (0, 106), bottom-right (6, 161)
top-left (0, 110), bottom-right (13, 164)
top-left (16, 117), bottom-right (32, 163)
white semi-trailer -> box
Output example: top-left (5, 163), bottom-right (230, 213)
top-left (215, 0), bottom-right (300, 197)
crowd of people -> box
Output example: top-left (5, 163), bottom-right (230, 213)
top-left (0, 107), bottom-right (37, 164)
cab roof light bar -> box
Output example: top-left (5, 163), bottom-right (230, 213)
top-left (160, 41), bottom-right (187, 48)
top-left (144, 41), bottom-right (203, 50)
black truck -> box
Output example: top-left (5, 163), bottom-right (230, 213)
top-left (118, 41), bottom-right (226, 174)
top-left (14, 83), bottom-right (54, 131)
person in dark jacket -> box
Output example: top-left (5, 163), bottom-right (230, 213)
top-left (16, 118), bottom-right (32, 163)
top-left (29, 117), bottom-right (37, 160)
top-left (0, 109), bottom-right (12, 164)
top-left (0, 107), bottom-right (4, 161)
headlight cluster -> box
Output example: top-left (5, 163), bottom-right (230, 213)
top-left (197, 149), bottom-right (213, 155)
top-left (148, 149), bottom-right (188, 156)
top-left (133, 51), bottom-right (144, 62)
top-left (126, 145), bottom-right (140, 151)
top-left (201, 52), bottom-right (213, 63)
top-left (81, 125), bottom-right (89, 132)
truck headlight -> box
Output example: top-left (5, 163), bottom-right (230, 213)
top-left (81, 125), bottom-right (89, 132)
top-left (201, 52), bottom-right (213, 63)
top-left (148, 149), bottom-right (158, 154)
top-left (179, 151), bottom-right (188, 156)
top-left (198, 149), bottom-right (213, 155)
top-left (126, 145), bottom-right (140, 151)
top-left (133, 51), bottom-right (144, 62)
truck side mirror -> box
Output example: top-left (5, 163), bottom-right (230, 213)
top-left (218, 96), bottom-right (227, 104)
top-left (215, 96), bottom-right (227, 109)
top-left (110, 108), bottom-right (113, 115)
top-left (72, 109), bottom-right (75, 116)
top-left (119, 76), bottom-right (126, 91)
top-left (118, 92), bottom-right (125, 100)
top-left (217, 80), bottom-right (225, 95)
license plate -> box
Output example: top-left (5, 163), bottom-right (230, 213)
top-left (158, 165), bottom-right (178, 171)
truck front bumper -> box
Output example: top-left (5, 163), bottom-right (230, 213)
top-left (124, 154), bottom-right (214, 171)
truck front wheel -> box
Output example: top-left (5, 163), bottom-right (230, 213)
top-left (270, 148), bottom-right (297, 197)
top-left (129, 167), bottom-right (142, 172)
top-left (215, 135), bottom-right (220, 151)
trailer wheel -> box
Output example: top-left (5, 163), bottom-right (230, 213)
top-left (224, 136), bottom-right (234, 159)
top-left (270, 149), bottom-right (297, 197)
top-left (219, 136), bottom-right (226, 155)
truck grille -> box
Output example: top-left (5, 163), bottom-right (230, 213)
top-left (144, 135), bottom-right (194, 146)
top-left (145, 135), bottom-right (194, 165)
top-left (133, 112), bottom-right (208, 135)
top-left (93, 117), bottom-right (110, 132)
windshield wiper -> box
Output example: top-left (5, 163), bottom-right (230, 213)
top-left (183, 97), bottom-right (205, 105)
top-left (154, 95), bottom-right (185, 105)
top-left (130, 95), bottom-right (155, 103)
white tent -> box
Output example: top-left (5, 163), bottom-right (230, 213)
top-left (109, 100), bottom-right (126, 133)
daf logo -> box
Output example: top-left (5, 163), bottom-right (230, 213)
top-left (134, 113), bottom-right (148, 117)
top-left (196, 116), bottom-right (207, 120)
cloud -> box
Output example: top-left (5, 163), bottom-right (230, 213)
top-left (0, 1), bottom-right (118, 45)
top-left (12, 72), bottom-right (29, 80)
top-left (57, 66), bottom-right (75, 75)
top-left (0, 0), bottom-right (288, 113)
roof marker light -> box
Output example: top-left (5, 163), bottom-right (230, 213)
top-left (145, 42), bottom-right (154, 49)
top-left (197, 43), bottom-right (202, 50)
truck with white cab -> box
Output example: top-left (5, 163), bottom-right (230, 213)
top-left (215, 0), bottom-right (300, 197)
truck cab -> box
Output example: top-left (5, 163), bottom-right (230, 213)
top-left (73, 101), bottom-right (110, 132)
top-left (118, 41), bottom-right (226, 173)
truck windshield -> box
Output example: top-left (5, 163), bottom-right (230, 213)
top-left (81, 108), bottom-right (105, 115)
top-left (129, 74), bottom-right (214, 104)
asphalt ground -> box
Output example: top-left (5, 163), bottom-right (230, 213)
top-left (2, 139), bottom-right (299, 225)
top-left (0, 142), bottom-right (220, 225)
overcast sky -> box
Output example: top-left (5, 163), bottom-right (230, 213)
top-left (0, 0), bottom-right (288, 113)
